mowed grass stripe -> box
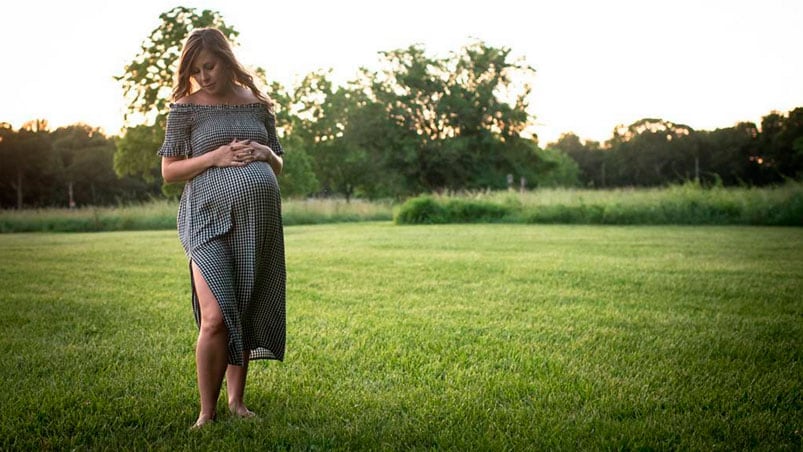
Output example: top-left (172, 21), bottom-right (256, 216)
top-left (0, 224), bottom-right (801, 450)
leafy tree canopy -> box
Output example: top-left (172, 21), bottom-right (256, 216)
top-left (116, 6), bottom-right (238, 127)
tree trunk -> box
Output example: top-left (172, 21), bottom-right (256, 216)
top-left (15, 170), bottom-right (23, 209)
top-left (68, 181), bottom-right (76, 208)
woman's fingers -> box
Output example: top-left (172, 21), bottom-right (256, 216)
top-left (233, 149), bottom-right (255, 164)
top-left (226, 139), bottom-right (260, 165)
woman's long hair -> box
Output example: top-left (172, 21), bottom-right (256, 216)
top-left (172, 27), bottom-right (273, 111)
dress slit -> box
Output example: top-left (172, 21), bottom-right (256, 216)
top-left (189, 242), bottom-right (244, 366)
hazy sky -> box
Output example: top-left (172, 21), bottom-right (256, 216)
top-left (2, 0), bottom-right (801, 144)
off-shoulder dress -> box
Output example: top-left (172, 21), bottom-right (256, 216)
top-left (158, 102), bottom-right (285, 365)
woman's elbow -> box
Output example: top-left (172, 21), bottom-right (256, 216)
top-left (161, 166), bottom-right (173, 183)
top-left (163, 171), bottom-right (186, 184)
top-left (161, 163), bottom-right (180, 184)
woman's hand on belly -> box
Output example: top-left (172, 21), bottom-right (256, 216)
top-left (209, 139), bottom-right (258, 168)
top-left (241, 140), bottom-right (283, 175)
top-left (162, 140), bottom-right (259, 183)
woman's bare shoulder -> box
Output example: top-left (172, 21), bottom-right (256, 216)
top-left (236, 86), bottom-right (263, 104)
top-left (174, 94), bottom-right (196, 104)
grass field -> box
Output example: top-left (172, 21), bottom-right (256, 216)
top-left (1, 223), bottom-right (801, 450)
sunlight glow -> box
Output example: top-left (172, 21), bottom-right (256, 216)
top-left (1, 0), bottom-right (801, 144)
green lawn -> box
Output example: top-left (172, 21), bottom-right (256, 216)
top-left (1, 224), bottom-right (801, 450)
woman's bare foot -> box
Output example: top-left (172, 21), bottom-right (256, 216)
top-left (228, 402), bottom-right (256, 418)
top-left (190, 412), bottom-right (216, 430)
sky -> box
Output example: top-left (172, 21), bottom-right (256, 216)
top-left (2, 0), bottom-right (802, 145)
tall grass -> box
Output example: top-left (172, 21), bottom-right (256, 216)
top-left (395, 182), bottom-right (803, 226)
top-left (282, 198), bottom-right (393, 225)
top-left (0, 199), bottom-right (179, 233)
top-left (0, 198), bottom-right (394, 233)
top-left (3, 183), bottom-right (802, 232)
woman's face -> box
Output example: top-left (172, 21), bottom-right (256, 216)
top-left (190, 49), bottom-right (228, 97)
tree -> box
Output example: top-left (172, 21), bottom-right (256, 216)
top-left (51, 124), bottom-right (109, 206)
top-left (778, 107), bottom-right (803, 180)
top-left (51, 125), bottom-right (158, 206)
top-left (548, 132), bottom-right (605, 187)
top-left (337, 92), bottom-right (405, 198)
top-left (0, 124), bottom-right (20, 207)
top-left (438, 41), bottom-right (535, 190)
top-left (532, 147), bottom-right (580, 187)
top-left (605, 118), bottom-right (696, 186)
top-left (276, 40), bottom-right (546, 197)
top-left (114, 124), bottom-right (164, 183)
top-left (114, 6), bottom-right (237, 181)
top-left (116, 6), bottom-right (238, 126)
top-left (275, 134), bottom-right (319, 198)
top-left (279, 71), bottom-right (385, 200)
top-left (0, 121), bottom-right (53, 208)
top-left (366, 41), bottom-right (541, 193)
top-left (697, 122), bottom-right (757, 185)
top-left (754, 107), bottom-right (803, 183)
top-left (263, 80), bottom-right (321, 198)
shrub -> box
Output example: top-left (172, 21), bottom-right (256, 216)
top-left (394, 196), bottom-right (447, 224)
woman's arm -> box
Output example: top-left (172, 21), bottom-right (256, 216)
top-left (261, 148), bottom-right (284, 176)
top-left (271, 155), bottom-right (284, 176)
top-left (161, 140), bottom-right (255, 183)
top-left (247, 141), bottom-right (283, 175)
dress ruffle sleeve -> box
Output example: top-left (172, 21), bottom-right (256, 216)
top-left (265, 109), bottom-right (284, 156)
top-left (158, 104), bottom-right (194, 157)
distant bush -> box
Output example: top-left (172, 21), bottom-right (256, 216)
top-left (395, 182), bottom-right (803, 226)
top-left (392, 196), bottom-right (447, 224)
top-left (395, 194), bottom-right (522, 225)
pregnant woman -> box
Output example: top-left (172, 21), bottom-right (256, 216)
top-left (157, 27), bottom-right (286, 429)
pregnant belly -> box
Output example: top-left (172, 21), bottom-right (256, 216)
top-left (202, 162), bottom-right (278, 200)
top-left (178, 162), bottom-right (278, 250)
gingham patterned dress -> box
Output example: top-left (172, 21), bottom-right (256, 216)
top-left (158, 102), bottom-right (285, 365)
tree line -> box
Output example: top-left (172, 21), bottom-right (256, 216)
top-left (3, 104), bottom-right (800, 209)
top-left (0, 121), bottom-right (161, 209)
top-left (550, 111), bottom-right (803, 188)
top-left (1, 7), bottom-right (801, 209)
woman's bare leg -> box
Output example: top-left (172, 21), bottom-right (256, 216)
top-left (192, 261), bottom-right (228, 427)
top-left (226, 350), bottom-right (255, 417)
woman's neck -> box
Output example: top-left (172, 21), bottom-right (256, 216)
top-left (197, 84), bottom-right (244, 105)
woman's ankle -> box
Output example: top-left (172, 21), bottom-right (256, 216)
top-left (228, 401), bottom-right (255, 417)
top-left (198, 410), bottom-right (217, 421)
